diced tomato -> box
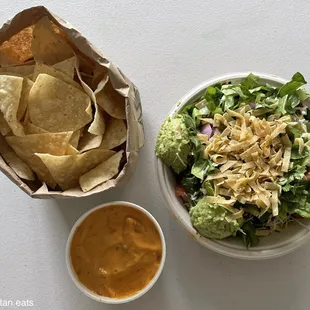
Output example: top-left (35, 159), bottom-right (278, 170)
top-left (175, 185), bottom-right (187, 198)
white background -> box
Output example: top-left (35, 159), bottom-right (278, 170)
top-left (0, 1), bottom-right (310, 309)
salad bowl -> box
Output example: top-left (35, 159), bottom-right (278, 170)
top-left (156, 72), bottom-right (310, 260)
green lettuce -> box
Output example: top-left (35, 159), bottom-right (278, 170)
top-left (191, 158), bottom-right (217, 180)
top-left (279, 72), bottom-right (307, 97)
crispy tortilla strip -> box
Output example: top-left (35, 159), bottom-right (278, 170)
top-left (0, 134), bottom-right (35, 180)
top-left (281, 147), bottom-right (291, 172)
top-left (202, 106), bottom-right (290, 209)
top-left (99, 118), bottom-right (127, 150)
top-left (79, 150), bottom-right (123, 192)
top-left (29, 74), bottom-right (92, 132)
top-left (0, 75), bottom-right (24, 136)
top-left (6, 132), bottom-right (72, 188)
top-left (32, 17), bottom-right (74, 65)
top-left (36, 149), bottom-right (115, 190)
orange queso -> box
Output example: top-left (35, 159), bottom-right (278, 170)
top-left (70, 205), bottom-right (162, 298)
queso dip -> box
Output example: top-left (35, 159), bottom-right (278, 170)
top-left (70, 204), bottom-right (162, 298)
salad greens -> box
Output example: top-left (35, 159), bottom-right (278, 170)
top-left (156, 72), bottom-right (310, 247)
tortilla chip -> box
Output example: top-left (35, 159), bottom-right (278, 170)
top-left (0, 113), bottom-right (11, 135)
top-left (74, 58), bottom-right (106, 135)
top-left (23, 108), bottom-right (30, 125)
top-left (0, 26), bottom-right (34, 66)
top-left (80, 72), bottom-right (93, 88)
top-left (25, 122), bottom-right (48, 134)
top-left (36, 149), bottom-right (115, 190)
top-left (52, 57), bottom-right (75, 79)
top-left (0, 75), bottom-right (24, 136)
top-left (17, 78), bottom-right (33, 121)
top-left (0, 64), bottom-right (35, 77)
top-left (69, 130), bottom-right (81, 149)
top-left (0, 134), bottom-right (35, 180)
top-left (6, 132), bottom-right (72, 188)
top-left (66, 144), bottom-right (79, 155)
top-left (99, 118), bottom-right (127, 150)
top-left (79, 150), bottom-right (123, 192)
top-left (32, 17), bottom-right (74, 65)
top-left (96, 80), bottom-right (126, 119)
top-left (32, 64), bottom-right (81, 89)
top-left (78, 130), bottom-right (103, 153)
top-left (88, 104), bottom-right (106, 135)
top-left (93, 65), bottom-right (109, 90)
top-left (29, 74), bottom-right (92, 132)
top-left (75, 53), bottom-right (95, 76)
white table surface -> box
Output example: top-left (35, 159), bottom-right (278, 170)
top-left (0, 1), bottom-right (310, 309)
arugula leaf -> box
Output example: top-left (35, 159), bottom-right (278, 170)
top-left (182, 112), bottom-right (196, 131)
top-left (241, 73), bottom-right (260, 89)
top-left (202, 86), bottom-right (224, 115)
top-left (279, 72), bottom-right (307, 97)
top-left (191, 158), bottom-right (217, 180)
top-left (189, 137), bottom-right (201, 162)
top-left (241, 221), bottom-right (259, 248)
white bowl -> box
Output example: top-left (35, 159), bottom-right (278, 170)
top-left (66, 201), bottom-right (166, 304)
top-left (156, 72), bottom-right (310, 260)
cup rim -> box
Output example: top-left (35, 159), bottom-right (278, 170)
top-left (156, 71), bottom-right (310, 260)
top-left (66, 201), bottom-right (166, 304)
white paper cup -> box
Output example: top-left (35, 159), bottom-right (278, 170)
top-left (156, 72), bottom-right (310, 260)
top-left (66, 201), bottom-right (166, 304)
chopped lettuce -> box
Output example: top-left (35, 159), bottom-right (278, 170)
top-left (191, 158), bottom-right (217, 180)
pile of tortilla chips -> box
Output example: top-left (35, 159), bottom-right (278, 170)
top-left (0, 16), bottom-right (128, 193)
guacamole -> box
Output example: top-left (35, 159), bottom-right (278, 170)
top-left (190, 198), bottom-right (241, 239)
top-left (155, 115), bottom-right (192, 173)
